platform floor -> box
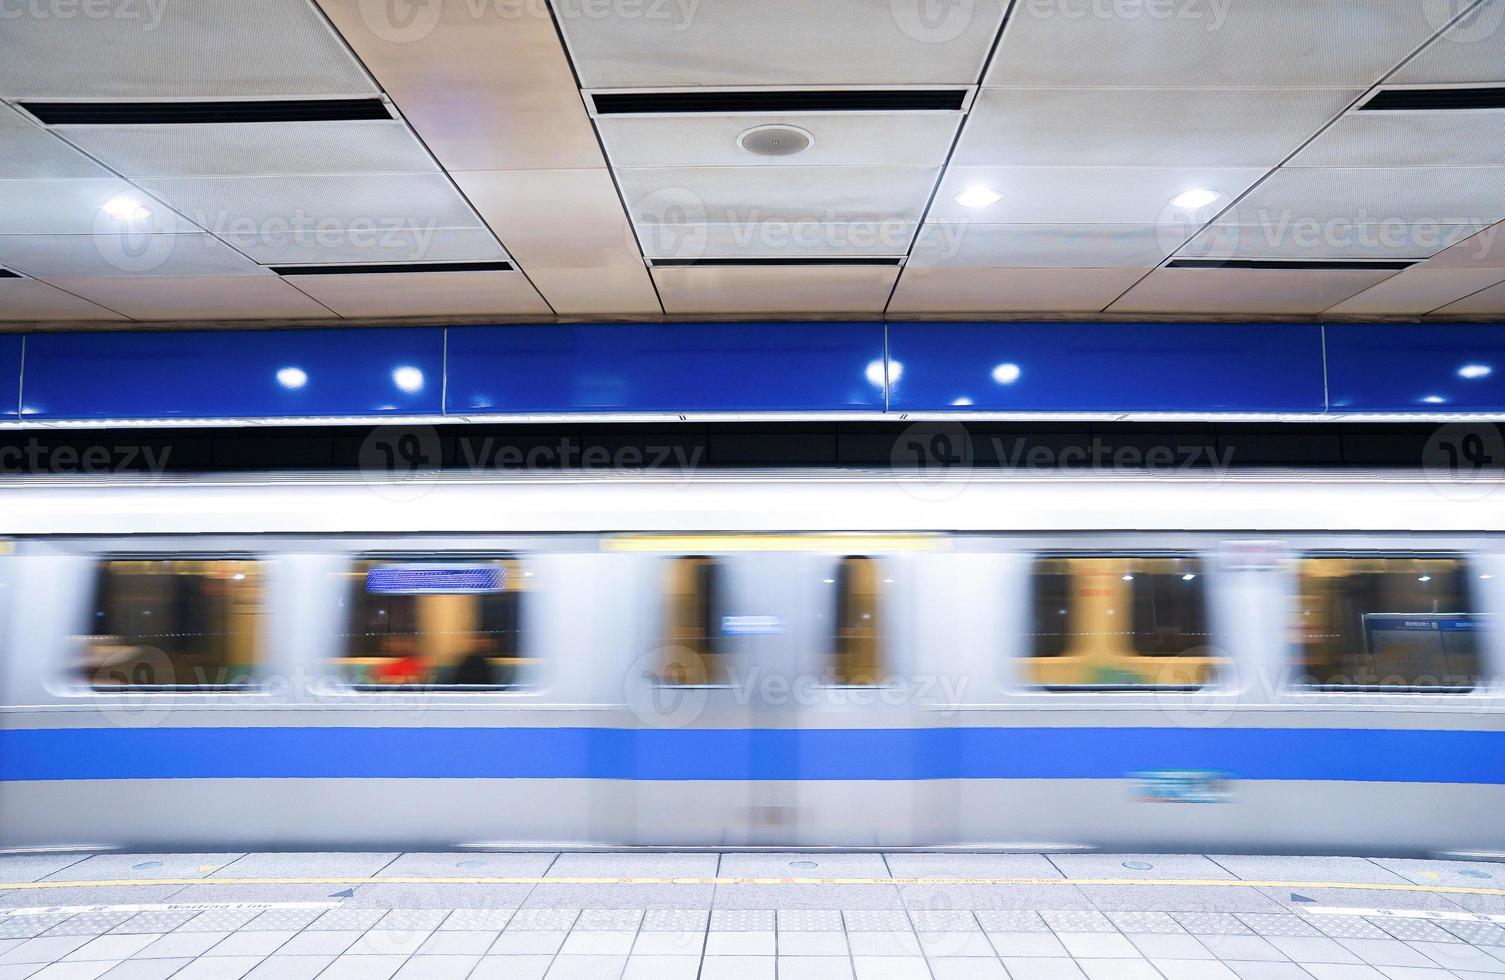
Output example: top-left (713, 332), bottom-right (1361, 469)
top-left (0, 851), bottom-right (1500, 979)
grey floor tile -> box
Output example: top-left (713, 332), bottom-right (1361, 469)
top-left (241, 909), bottom-right (324, 932)
top-left (277, 931), bottom-right (363, 956)
top-left (1052, 853), bottom-right (1237, 880)
top-left (133, 932), bottom-right (228, 959)
top-left (928, 958), bottom-right (1008, 980)
top-left (203, 931), bottom-right (294, 957)
top-left (848, 956), bottom-right (929, 980)
top-left (523, 884), bottom-right (709, 910)
top-left (1001, 958), bottom-right (1089, 979)
top-left (1265, 937), bottom-right (1362, 964)
top-left (548, 852), bottom-right (717, 879)
top-left (42, 856), bottom-right (241, 883)
top-left (1055, 932), bottom-right (1139, 958)
top-left (1369, 919), bottom-right (1460, 944)
top-left (488, 931), bottom-right (567, 955)
top-left (1258, 889), bottom-right (1465, 914)
top-left (909, 910), bottom-right (978, 932)
top-left (43, 915), bottom-right (136, 938)
top-left (1077, 959), bottom-right (1163, 980)
top-left (718, 885), bottom-right (894, 912)
top-left (309, 910), bottom-right (387, 933)
top-left (61, 936), bottom-right (158, 962)
top-left (704, 931), bottom-right (775, 956)
top-left (468, 956), bottom-right (554, 980)
top-left (777, 955), bottom-right (857, 980)
top-left (1040, 910), bottom-right (1114, 933)
top-left (622, 955), bottom-right (701, 980)
top-left (1154, 961), bottom-right (1241, 980)
top-left (1311, 918), bottom-right (1395, 941)
top-left (1299, 966), bottom-right (1388, 979)
top-left (241, 955), bottom-right (336, 980)
top-left (0, 857), bottom-right (95, 884)
top-left (1334, 939), bottom-right (1438, 968)
top-left (1199, 934), bottom-right (1290, 962)
top-left (917, 930), bottom-right (995, 957)
top-left (839, 911), bottom-right (907, 933)
top-left (29, 965), bottom-right (118, 980)
top-left (417, 930), bottom-right (500, 955)
top-left (99, 960), bottom-right (194, 980)
top-left (776, 910), bottom-right (842, 932)
top-left (902, 884), bottom-right (1094, 911)
top-left (975, 911), bottom-right (1049, 933)
top-left (375, 910), bottom-right (448, 933)
top-left (1, 937), bottom-right (93, 965)
top-left (1238, 914), bottom-right (1325, 938)
top-left (1409, 942), bottom-right (1505, 973)
top-left (640, 911), bottom-right (707, 933)
top-left (1127, 932), bottom-right (1214, 959)
top-left (574, 910), bottom-right (642, 932)
top-left (336, 884), bottom-right (537, 909)
top-left (209, 854), bottom-right (398, 879)
top-left (169, 956), bottom-right (265, 980)
top-left (1225, 964), bottom-right (1318, 980)
top-left (1078, 884), bottom-right (1286, 912)
top-left (376, 852), bottom-right (556, 878)
top-left (1174, 913), bottom-right (1254, 936)
top-left (315, 955), bottom-right (408, 980)
top-left (776, 932), bottom-right (846, 956)
top-left (344, 929), bottom-right (434, 956)
top-left (845, 932), bottom-right (922, 957)
top-left (438, 910), bottom-right (514, 932)
top-left (0, 916), bottom-right (72, 940)
top-left (543, 954), bottom-right (631, 979)
top-left (1107, 911), bottom-right (1184, 934)
top-left (719, 853), bottom-right (889, 878)
top-left (987, 932), bottom-right (1067, 957)
top-left (174, 912), bottom-right (260, 934)
top-left (392, 954), bottom-right (481, 979)
top-left (1211, 857), bottom-right (1410, 886)
top-left (630, 931), bottom-right (704, 957)
top-left (883, 853), bottom-right (1064, 879)
top-left (559, 931), bottom-right (637, 956)
top-left (107, 914), bottom-right (197, 936)
top-left (1442, 921), bottom-right (1505, 946)
top-left (157, 885), bottom-right (340, 906)
top-left (507, 910), bottom-right (580, 932)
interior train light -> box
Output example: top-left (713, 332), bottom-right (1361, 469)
top-left (1171, 188), bottom-right (1220, 209)
top-left (1122, 574), bottom-right (1134, 581)
top-left (955, 185), bottom-right (1001, 208)
top-left (1182, 573), bottom-right (1197, 581)
top-left (1418, 575), bottom-right (1432, 582)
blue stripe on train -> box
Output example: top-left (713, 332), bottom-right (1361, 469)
top-left (1, 727), bottom-right (1503, 784)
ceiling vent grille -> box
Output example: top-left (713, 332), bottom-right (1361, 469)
top-left (1360, 88), bottom-right (1505, 111)
top-left (650, 257), bottom-right (904, 267)
top-left (272, 261), bottom-right (514, 276)
top-left (593, 91), bottom-right (967, 114)
top-left (22, 99), bottom-right (394, 126)
top-left (1167, 258), bottom-right (1417, 270)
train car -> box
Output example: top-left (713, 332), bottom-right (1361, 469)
top-left (0, 468), bottom-right (1500, 855)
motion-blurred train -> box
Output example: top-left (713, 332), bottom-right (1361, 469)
top-left (0, 469), bottom-right (1500, 855)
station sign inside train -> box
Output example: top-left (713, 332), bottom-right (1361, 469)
top-left (365, 565), bottom-right (507, 595)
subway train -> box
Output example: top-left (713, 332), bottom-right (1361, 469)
top-left (0, 467), bottom-right (1501, 856)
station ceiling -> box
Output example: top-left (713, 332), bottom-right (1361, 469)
top-left (0, 0), bottom-right (1503, 324)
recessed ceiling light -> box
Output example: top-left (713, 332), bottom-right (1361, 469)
top-left (1459, 363), bottom-right (1492, 380)
top-left (866, 359), bottom-right (902, 387)
top-left (1422, 394), bottom-right (1446, 404)
top-left (100, 194), bottom-right (152, 222)
top-left (392, 366), bottom-right (425, 393)
top-left (991, 362), bottom-right (1021, 384)
top-left (955, 185), bottom-right (1001, 209)
top-left (1171, 188), bottom-right (1220, 209)
top-left (276, 367), bottom-right (308, 390)
top-left (951, 396), bottom-right (973, 406)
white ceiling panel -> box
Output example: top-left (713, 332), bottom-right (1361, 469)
top-left (1215, 167), bottom-right (1505, 229)
top-left (1389, 0), bottom-right (1504, 84)
top-left (0, 278), bottom-right (126, 322)
top-left (955, 88), bottom-right (1360, 167)
top-left (596, 112), bottom-right (962, 169)
top-left (226, 228), bottom-right (509, 267)
top-left (909, 222), bottom-right (1170, 268)
top-left (287, 271), bottom-right (553, 318)
top-left (0, 0), bottom-right (375, 99)
top-left (1289, 109), bottom-right (1505, 168)
top-left (453, 169), bottom-right (661, 316)
top-left (134, 173), bottom-right (488, 238)
top-left (1433, 278), bottom-right (1505, 314)
top-left (0, 105), bottom-right (105, 179)
top-left (1424, 220), bottom-right (1505, 268)
top-left (653, 265), bottom-right (899, 314)
top-left (1325, 267), bottom-right (1505, 314)
top-left (1180, 222), bottom-right (1484, 261)
top-left (929, 165), bottom-right (1267, 225)
top-left (556, 0), bottom-right (1007, 87)
top-left (888, 266), bottom-right (1146, 313)
top-left (57, 121), bottom-right (438, 179)
top-left (986, 0), bottom-right (1445, 88)
top-left (621, 166), bottom-right (936, 259)
top-left (1107, 267), bottom-right (1399, 314)
top-left (0, 234), bottom-right (264, 278)
top-left (46, 276), bottom-right (334, 321)
top-left (0, 179), bottom-right (198, 235)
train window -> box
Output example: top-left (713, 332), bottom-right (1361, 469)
top-left (1293, 555), bottom-right (1483, 691)
top-left (833, 556), bottom-right (883, 686)
top-left (659, 556), bottom-right (729, 685)
top-left (336, 558), bottom-right (531, 691)
top-left (77, 558), bottom-right (263, 691)
top-left (1025, 555), bottom-right (1217, 690)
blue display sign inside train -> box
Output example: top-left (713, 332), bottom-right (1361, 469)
top-left (366, 564), bottom-right (507, 594)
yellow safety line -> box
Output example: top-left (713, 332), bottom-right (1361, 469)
top-left (2, 876), bottom-right (1503, 895)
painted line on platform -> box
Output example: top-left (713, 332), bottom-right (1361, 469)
top-left (1304, 906), bottom-right (1505, 924)
top-left (0, 876), bottom-right (1501, 896)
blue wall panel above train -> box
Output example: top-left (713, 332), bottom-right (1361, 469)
top-left (446, 322), bottom-right (887, 414)
top-left (21, 327), bottom-right (444, 420)
top-left (1326, 323), bottom-right (1505, 413)
top-left (0, 335), bottom-right (20, 421)
top-left (886, 322), bottom-right (1328, 414)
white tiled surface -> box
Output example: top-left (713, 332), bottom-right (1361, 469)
top-left (0, 853), bottom-right (1497, 978)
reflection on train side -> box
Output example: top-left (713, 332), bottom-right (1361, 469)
top-left (1026, 555), bottom-right (1219, 691)
top-left (334, 558), bottom-right (531, 690)
top-left (78, 558), bottom-right (263, 691)
top-left (1294, 555), bottom-right (1483, 691)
